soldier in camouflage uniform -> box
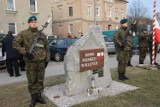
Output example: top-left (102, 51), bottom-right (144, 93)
top-left (113, 19), bottom-right (133, 81)
top-left (128, 34), bottom-right (134, 67)
top-left (12, 16), bottom-right (50, 107)
top-left (128, 23), bottom-right (137, 66)
top-left (138, 28), bottom-right (148, 64)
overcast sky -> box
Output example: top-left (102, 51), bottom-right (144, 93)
top-left (127, 0), bottom-right (160, 18)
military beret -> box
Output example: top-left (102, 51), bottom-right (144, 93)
top-left (28, 16), bottom-right (37, 23)
top-left (120, 19), bottom-right (128, 24)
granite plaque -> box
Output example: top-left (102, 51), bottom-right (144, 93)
top-left (80, 48), bottom-right (104, 71)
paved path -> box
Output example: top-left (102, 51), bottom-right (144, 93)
top-left (0, 54), bottom-right (159, 85)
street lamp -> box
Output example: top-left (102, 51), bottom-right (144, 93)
top-left (51, 7), bottom-right (54, 34)
top-left (94, 0), bottom-right (96, 26)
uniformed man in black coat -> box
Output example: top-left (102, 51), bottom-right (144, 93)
top-left (2, 31), bottom-right (20, 77)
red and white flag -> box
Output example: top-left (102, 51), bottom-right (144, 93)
top-left (97, 52), bottom-right (104, 60)
top-left (154, 18), bottom-right (160, 44)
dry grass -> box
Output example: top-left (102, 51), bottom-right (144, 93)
top-left (73, 67), bottom-right (160, 107)
top-left (0, 75), bottom-right (65, 107)
top-left (0, 67), bottom-right (160, 107)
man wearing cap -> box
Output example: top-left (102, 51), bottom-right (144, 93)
top-left (113, 18), bottom-right (133, 81)
top-left (13, 16), bottom-right (50, 107)
top-left (138, 28), bottom-right (148, 64)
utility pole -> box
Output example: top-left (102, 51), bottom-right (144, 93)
top-left (94, 0), bottom-right (96, 26)
top-left (51, 7), bottom-right (54, 34)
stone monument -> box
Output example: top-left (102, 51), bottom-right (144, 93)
top-left (64, 26), bottom-right (112, 96)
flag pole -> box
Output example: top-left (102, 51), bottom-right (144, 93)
top-left (152, 0), bottom-right (156, 66)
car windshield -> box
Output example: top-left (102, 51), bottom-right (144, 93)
top-left (67, 38), bottom-right (78, 45)
top-left (47, 35), bottom-right (57, 43)
top-left (57, 40), bottom-right (64, 45)
top-left (104, 37), bottom-right (112, 42)
top-left (48, 36), bottom-right (54, 40)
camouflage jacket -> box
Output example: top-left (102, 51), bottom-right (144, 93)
top-left (138, 33), bottom-right (148, 48)
top-left (12, 27), bottom-right (50, 62)
top-left (113, 26), bottom-right (134, 51)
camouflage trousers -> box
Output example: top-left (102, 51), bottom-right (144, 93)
top-left (26, 61), bottom-right (45, 95)
top-left (139, 47), bottom-right (148, 63)
top-left (128, 49), bottom-right (133, 62)
top-left (116, 50), bottom-right (129, 73)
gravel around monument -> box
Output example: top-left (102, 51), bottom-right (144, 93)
top-left (44, 81), bottom-right (138, 107)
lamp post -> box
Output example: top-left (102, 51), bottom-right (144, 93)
top-left (94, 0), bottom-right (96, 26)
top-left (51, 7), bottom-right (54, 35)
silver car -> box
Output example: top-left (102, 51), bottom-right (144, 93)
top-left (104, 36), bottom-right (116, 54)
top-left (0, 43), bottom-right (6, 69)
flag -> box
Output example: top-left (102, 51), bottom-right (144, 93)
top-left (97, 52), bottom-right (104, 60)
top-left (154, 18), bottom-right (160, 44)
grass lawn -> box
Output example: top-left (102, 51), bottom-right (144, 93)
top-left (0, 67), bottom-right (160, 107)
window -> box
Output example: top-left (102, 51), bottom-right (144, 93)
top-left (8, 23), bottom-right (16, 35)
top-left (87, 5), bottom-right (91, 16)
top-left (69, 7), bottom-right (73, 16)
top-left (108, 25), bottom-right (111, 30)
top-left (96, 7), bottom-right (100, 16)
top-left (107, 0), bottom-right (112, 2)
top-left (88, 23), bottom-right (91, 30)
top-left (7, 0), bottom-right (15, 10)
top-left (30, 0), bottom-right (37, 12)
top-left (58, 7), bottom-right (62, 18)
top-left (115, 11), bottom-right (118, 18)
top-left (96, 23), bottom-right (100, 27)
top-left (108, 9), bottom-right (111, 17)
top-left (68, 24), bottom-right (73, 33)
top-left (121, 12), bottom-right (124, 19)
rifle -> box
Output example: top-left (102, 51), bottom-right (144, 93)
top-left (122, 21), bottom-right (137, 47)
top-left (29, 18), bottom-right (51, 54)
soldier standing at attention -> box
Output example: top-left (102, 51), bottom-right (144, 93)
top-left (13, 16), bottom-right (50, 107)
top-left (113, 19), bottom-right (133, 81)
top-left (127, 34), bottom-right (134, 67)
top-left (138, 28), bottom-right (148, 64)
top-left (127, 23), bottom-right (136, 67)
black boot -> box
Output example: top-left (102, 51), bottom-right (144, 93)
top-left (122, 73), bottom-right (129, 80)
top-left (118, 73), bottom-right (124, 81)
top-left (30, 94), bottom-right (37, 107)
top-left (139, 61), bottom-right (144, 64)
top-left (37, 93), bottom-right (47, 104)
top-left (128, 61), bottom-right (133, 67)
top-left (20, 66), bottom-right (25, 71)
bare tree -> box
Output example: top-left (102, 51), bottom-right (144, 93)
top-left (127, 0), bottom-right (150, 22)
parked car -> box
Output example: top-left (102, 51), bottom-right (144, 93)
top-left (0, 50), bottom-right (6, 69)
top-left (104, 36), bottom-right (116, 54)
top-left (49, 38), bottom-right (78, 62)
top-left (0, 42), bottom-right (6, 69)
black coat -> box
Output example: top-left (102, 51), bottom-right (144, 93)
top-left (2, 34), bottom-right (20, 59)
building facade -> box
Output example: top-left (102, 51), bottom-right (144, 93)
top-left (51, 0), bottom-right (127, 37)
top-left (0, 0), bottom-right (52, 35)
